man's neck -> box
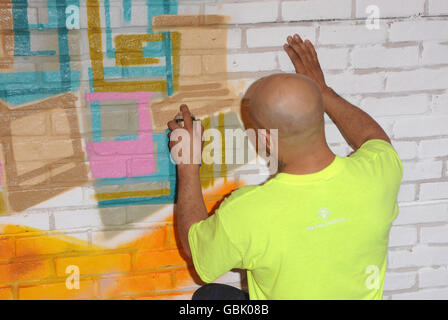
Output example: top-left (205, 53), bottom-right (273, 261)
top-left (279, 145), bottom-right (336, 175)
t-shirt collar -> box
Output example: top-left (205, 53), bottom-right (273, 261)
top-left (273, 155), bottom-right (344, 184)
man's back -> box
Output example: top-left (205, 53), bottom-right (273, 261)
top-left (172, 35), bottom-right (404, 300)
top-left (189, 139), bottom-right (403, 299)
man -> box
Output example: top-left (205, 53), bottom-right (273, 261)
top-left (167, 34), bottom-right (403, 300)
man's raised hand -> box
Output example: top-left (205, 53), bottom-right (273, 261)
top-left (283, 34), bottom-right (329, 92)
top-left (167, 104), bottom-right (203, 168)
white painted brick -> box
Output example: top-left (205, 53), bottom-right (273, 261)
top-left (387, 68), bottom-right (448, 92)
top-left (177, 3), bottom-right (201, 15)
top-left (419, 139), bottom-right (448, 158)
top-left (246, 25), bottom-right (315, 48)
top-left (419, 266), bottom-right (448, 288)
top-left (319, 23), bottom-right (387, 45)
top-left (392, 141), bottom-right (418, 160)
top-left (388, 245), bottom-right (448, 268)
top-left (360, 94), bottom-right (428, 117)
top-left (227, 28), bottom-right (243, 49)
top-left (402, 160), bottom-right (443, 181)
top-left (428, 0), bottom-right (448, 15)
top-left (6, 0), bottom-right (448, 302)
top-left (318, 47), bottom-right (350, 70)
top-left (351, 45), bottom-right (419, 69)
top-left (282, 0), bottom-right (352, 21)
top-left (421, 224), bottom-right (448, 244)
top-left (31, 187), bottom-right (86, 209)
top-left (53, 209), bottom-right (103, 230)
top-left (389, 20), bottom-right (448, 42)
top-left (422, 42), bottom-right (448, 65)
top-left (430, 93), bottom-right (448, 114)
top-left (325, 124), bottom-right (346, 144)
top-left (0, 212), bottom-right (51, 231)
top-left (397, 184), bottom-right (416, 202)
top-left (376, 118), bottom-right (394, 137)
top-left (204, 2), bottom-right (278, 24)
top-left (394, 203), bottom-right (448, 225)
top-left (391, 287), bottom-right (448, 299)
top-left (420, 182), bottom-right (448, 201)
top-left (389, 226), bottom-right (418, 247)
top-left (227, 52), bottom-right (277, 72)
top-left (278, 47), bottom-right (349, 72)
top-left (326, 72), bottom-right (385, 94)
top-left (384, 272), bottom-right (416, 291)
top-left (356, 0), bottom-right (425, 18)
top-left (393, 116), bottom-right (448, 138)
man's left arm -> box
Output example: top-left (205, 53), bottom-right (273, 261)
top-left (167, 104), bottom-right (208, 258)
top-left (176, 166), bottom-right (208, 259)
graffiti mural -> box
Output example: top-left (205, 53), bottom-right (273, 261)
top-left (0, 93), bottom-right (88, 212)
top-left (0, 0), bottom-right (266, 299)
top-left (0, 0), bottom-right (81, 105)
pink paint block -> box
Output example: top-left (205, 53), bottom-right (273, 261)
top-left (85, 92), bottom-right (156, 179)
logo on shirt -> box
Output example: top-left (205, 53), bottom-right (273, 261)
top-left (317, 208), bottom-right (330, 220)
top-left (306, 207), bottom-right (346, 231)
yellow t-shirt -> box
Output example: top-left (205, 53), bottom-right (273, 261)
top-left (188, 139), bottom-right (403, 300)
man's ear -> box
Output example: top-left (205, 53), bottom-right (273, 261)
top-left (257, 129), bottom-right (279, 175)
top-left (259, 129), bottom-right (273, 155)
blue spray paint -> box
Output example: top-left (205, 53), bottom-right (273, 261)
top-left (0, 0), bottom-right (80, 105)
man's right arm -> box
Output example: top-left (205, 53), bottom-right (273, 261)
top-left (283, 34), bottom-right (390, 151)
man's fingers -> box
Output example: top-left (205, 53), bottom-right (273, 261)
top-left (305, 39), bottom-right (319, 64)
top-left (293, 35), bottom-right (314, 66)
top-left (287, 35), bottom-right (304, 57)
top-left (293, 33), bottom-right (310, 62)
top-left (288, 35), bottom-right (310, 68)
top-left (283, 42), bottom-right (306, 74)
top-left (293, 33), bottom-right (304, 44)
top-left (286, 35), bottom-right (306, 72)
top-left (180, 104), bottom-right (193, 131)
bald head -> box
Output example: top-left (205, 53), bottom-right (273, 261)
top-left (244, 73), bottom-right (325, 144)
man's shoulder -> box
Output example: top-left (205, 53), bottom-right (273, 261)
top-left (221, 184), bottom-right (260, 207)
top-left (350, 139), bottom-right (399, 161)
top-left (215, 183), bottom-right (269, 228)
top-left (217, 181), bottom-right (276, 214)
top-left (346, 138), bottom-right (403, 182)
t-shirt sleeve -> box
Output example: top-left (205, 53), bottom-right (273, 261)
top-left (351, 139), bottom-right (403, 220)
top-left (351, 139), bottom-right (403, 181)
top-left (188, 186), bottom-right (256, 283)
top-left (188, 211), bottom-right (243, 283)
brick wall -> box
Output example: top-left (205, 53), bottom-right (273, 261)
top-left (0, 0), bottom-right (447, 300)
